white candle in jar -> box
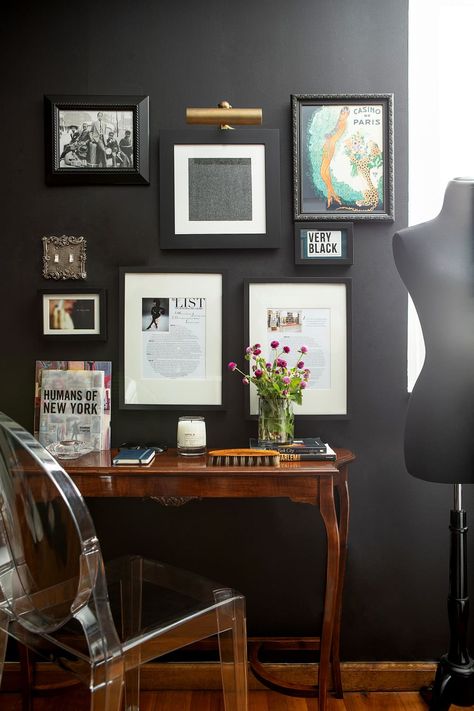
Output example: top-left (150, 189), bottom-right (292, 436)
top-left (177, 416), bottom-right (206, 454)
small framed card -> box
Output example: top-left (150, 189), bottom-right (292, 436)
top-left (295, 222), bottom-right (353, 265)
top-left (40, 288), bottom-right (106, 340)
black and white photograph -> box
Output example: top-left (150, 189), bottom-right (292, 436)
top-left (58, 109), bottom-right (134, 169)
top-left (141, 298), bottom-right (170, 332)
top-left (44, 95), bottom-right (150, 184)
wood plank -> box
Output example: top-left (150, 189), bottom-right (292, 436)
top-left (0, 660), bottom-right (438, 693)
top-left (0, 688), bottom-right (470, 710)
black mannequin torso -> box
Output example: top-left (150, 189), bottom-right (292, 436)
top-left (393, 178), bottom-right (474, 483)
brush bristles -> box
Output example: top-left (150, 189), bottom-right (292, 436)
top-left (208, 448), bottom-right (280, 467)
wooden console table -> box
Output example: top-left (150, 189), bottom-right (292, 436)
top-left (64, 447), bottom-right (355, 711)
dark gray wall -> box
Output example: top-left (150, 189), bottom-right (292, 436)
top-left (3, 0), bottom-right (466, 662)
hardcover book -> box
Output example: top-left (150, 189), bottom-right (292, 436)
top-left (34, 360), bottom-right (111, 450)
top-left (112, 448), bottom-right (156, 465)
top-left (249, 437), bottom-right (326, 453)
top-left (278, 444), bottom-right (337, 461)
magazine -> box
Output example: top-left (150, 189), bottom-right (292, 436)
top-left (34, 360), bottom-right (111, 450)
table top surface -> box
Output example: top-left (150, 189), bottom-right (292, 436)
top-left (63, 448), bottom-right (355, 477)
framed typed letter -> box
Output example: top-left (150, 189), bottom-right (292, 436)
top-left (245, 279), bottom-right (351, 417)
top-left (295, 222), bottom-right (354, 265)
top-left (120, 269), bottom-right (224, 409)
top-left (292, 94), bottom-right (394, 221)
top-left (159, 129), bottom-right (280, 249)
top-left (44, 95), bottom-right (149, 184)
top-left (40, 288), bottom-right (106, 340)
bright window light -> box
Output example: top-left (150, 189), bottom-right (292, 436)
top-left (408, 0), bottom-right (474, 390)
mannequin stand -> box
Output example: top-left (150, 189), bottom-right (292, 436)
top-left (421, 484), bottom-right (474, 710)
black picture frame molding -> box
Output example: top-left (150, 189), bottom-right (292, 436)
top-left (159, 128), bottom-right (281, 249)
top-left (44, 94), bottom-right (150, 185)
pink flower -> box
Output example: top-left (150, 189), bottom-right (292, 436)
top-left (228, 340), bottom-right (311, 403)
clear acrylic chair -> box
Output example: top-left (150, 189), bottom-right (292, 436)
top-left (0, 412), bottom-right (248, 710)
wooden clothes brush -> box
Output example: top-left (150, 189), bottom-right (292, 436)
top-left (208, 448), bottom-right (280, 467)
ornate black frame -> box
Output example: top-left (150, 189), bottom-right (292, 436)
top-left (44, 94), bottom-right (149, 185)
top-left (292, 93), bottom-right (394, 221)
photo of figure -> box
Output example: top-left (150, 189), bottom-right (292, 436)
top-left (58, 109), bottom-right (134, 169)
top-left (48, 298), bottom-right (96, 331)
top-left (267, 309), bottom-right (303, 333)
top-left (141, 298), bottom-right (170, 332)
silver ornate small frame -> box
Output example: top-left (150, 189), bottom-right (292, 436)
top-left (42, 235), bottom-right (87, 280)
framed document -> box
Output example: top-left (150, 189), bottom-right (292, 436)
top-left (120, 269), bottom-right (224, 409)
top-left (245, 278), bottom-right (351, 417)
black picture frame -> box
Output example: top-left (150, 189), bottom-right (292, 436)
top-left (44, 95), bottom-right (149, 185)
top-left (119, 268), bottom-right (226, 410)
top-left (292, 93), bottom-right (394, 221)
top-left (244, 278), bottom-right (351, 419)
top-left (295, 222), bottom-right (354, 265)
top-left (159, 129), bottom-right (281, 249)
top-left (40, 288), bottom-right (107, 341)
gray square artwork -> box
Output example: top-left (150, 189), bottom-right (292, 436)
top-left (188, 158), bottom-right (253, 221)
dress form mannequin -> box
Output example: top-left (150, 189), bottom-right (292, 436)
top-left (393, 178), bottom-right (474, 710)
top-left (393, 178), bottom-right (474, 484)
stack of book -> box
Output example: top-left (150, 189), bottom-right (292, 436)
top-left (249, 437), bottom-right (336, 461)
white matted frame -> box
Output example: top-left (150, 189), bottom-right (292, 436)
top-left (119, 269), bottom-right (224, 409)
top-left (174, 143), bottom-right (266, 235)
top-left (40, 288), bottom-right (106, 340)
top-left (159, 129), bottom-right (281, 249)
top-left (245, 278), bottom-right (351, 418)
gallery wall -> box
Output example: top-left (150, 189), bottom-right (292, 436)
top-left (2, 0), bottom-right (469, 661)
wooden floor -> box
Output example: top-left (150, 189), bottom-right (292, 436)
top-left (0, 689), bottom-right (468, 710)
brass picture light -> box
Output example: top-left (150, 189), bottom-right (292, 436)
top-left (186, 100), bottom-right (262, 130)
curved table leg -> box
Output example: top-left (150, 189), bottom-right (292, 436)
top-left (331, 464), bottom-right (350, 698)
top-left (319, 476), bottom-right (340, 711)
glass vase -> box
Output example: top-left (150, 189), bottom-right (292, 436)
top-left (258, 397), bottom-right (294, 446)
